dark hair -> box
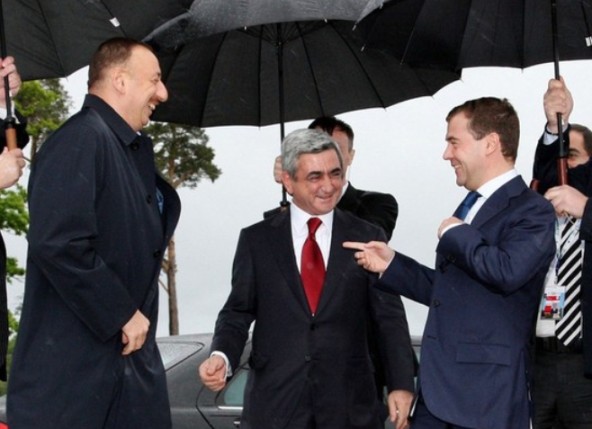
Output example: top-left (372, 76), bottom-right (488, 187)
top-left (308, 116), bottom-right (354, 151)
top-left (571, 123), bottom-right (592, 156)
top-left (447, 97), bottom-right (519, 161)
top-left (88, 38), bottom-right (153, 89)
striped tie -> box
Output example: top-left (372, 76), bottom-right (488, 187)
top-left (555, 218), bottom-right (583, 346)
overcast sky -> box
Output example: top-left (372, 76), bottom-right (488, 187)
top-left (6, 60), bottom-right (592, 337)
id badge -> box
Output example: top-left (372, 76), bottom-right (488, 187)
top-left (539, 286), bottom-right (566, 321)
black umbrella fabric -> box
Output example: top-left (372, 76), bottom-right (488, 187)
top-left (146, 20), bottom-right (460, 128)
top-left (360, 0), bottom-right (592, 72)
top-left (1, 0), bottom-right (191, 80)
top-left (143, 0), bottom-right (384, 42)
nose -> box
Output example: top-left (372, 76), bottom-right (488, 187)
top-left (442, 143), bottom-right (452, 160)
top-left (156, 80), bottom-right (168, 102)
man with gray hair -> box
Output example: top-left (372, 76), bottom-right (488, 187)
top-left (199, 128), bottom-right (414, 429)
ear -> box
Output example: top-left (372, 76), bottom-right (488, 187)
top-left (281, 171), bottom-right (294, 196)
top-left (111, 68), bottom-right (126, 95)
top-left (485, 132), bottom-right (500, 155)
top-left (348, 148), bottom-right (356, 165)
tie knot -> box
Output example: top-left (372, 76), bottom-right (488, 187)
top-left (307, 217), bottom-right (322, 236)
top-left (464, 191), bottom-right (480, 206)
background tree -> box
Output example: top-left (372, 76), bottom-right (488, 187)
top-left (15, 79), bottom-right (72, 159)
top-left (148, 122), bottom-right (221, 335)
top-left (0, 80), bottom-right (71, 395)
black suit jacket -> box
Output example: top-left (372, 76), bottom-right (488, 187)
top-left (533, 127), bottom-right (592, 377)
top-left (0, 114), bottom-right (28, 381)
top-left (212, 209), bottom-right (414, 429)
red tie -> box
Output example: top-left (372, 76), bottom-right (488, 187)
top-left (301, 217), bottom-right (326, 314)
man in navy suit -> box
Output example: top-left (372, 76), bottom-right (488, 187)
top-left (200, 128), bottom-right (415, 429)
top-left (345, 97), bottom-right (556, 429)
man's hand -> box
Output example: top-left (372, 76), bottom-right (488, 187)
top-left (121, 310), bottom-right (150, 356)
top-left (342, 241), bottom-right (394, 273)
top-left (198, 355), bottom-right (227, 392)
top-left (543, 77), bottom-right (573, 133)
top-left (387, 390), bottom-right (413, 429)
top-left (437, 216), bottom-right (463, 238)
top-left (545, 185), bottom-right (588, 218)
top-left (0, 147), bottom-right (25, 188)
top-left (0, 56), bottom-right (22, 106)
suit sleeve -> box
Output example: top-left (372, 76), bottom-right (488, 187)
top-left (211, 229), bottom-right (256, 370)
top-left (436, 198), bottom-right (555, 295)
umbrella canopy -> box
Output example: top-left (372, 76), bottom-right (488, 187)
top-left (144, 0), bottom-right (384, 42)
top-left (146, 20), bottom-right (459, 128)
top-left (1, 0), bottom-right (191, 80)
top-left (360, 0), bottom-right (592, 71)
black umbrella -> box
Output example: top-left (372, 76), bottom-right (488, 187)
top-left (1, 0), bottom-right (191, 80)
top-left (147, 21), bottom-right (458, 130)
top-left (360, 0), bottom-right (592, 185)
top-left (360, 0), bottom-right (592, 71)
top-left (144, 2), bottom-right (459, 205)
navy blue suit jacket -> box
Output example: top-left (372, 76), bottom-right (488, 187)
top-left (378, 175), bottom-right (555, 429)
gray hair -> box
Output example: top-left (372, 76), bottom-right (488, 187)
top-left (281, 129), bottom-right (344, 178)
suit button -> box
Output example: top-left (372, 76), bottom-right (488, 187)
top-left (446, 255), bottom-right (456, 262)
top-left (130, 141), bottom-right (140, 151)
top-left (153, 250), bottom-right (162, 258)
top-left (146, 194), bottom-right (153, 204)
top-left (433, 299), bottom-right (440, 307)
top-left (310, 323), bottom-right (315, 331)
top-left (304, 355), bottom-right (311, 362)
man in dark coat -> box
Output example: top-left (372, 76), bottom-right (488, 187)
top-left (531, 77), bottom-right (592, 428)
top-left (7, 38), bottom-right (181, 429)
top-left (0, 55), bottom-right (28, 381)
top-left (200, 129), bottom-right (414, 429)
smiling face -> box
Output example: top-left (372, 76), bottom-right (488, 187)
top-left (120, 46), bottom-right (168, 131)
top-left (443, 113), bottom-right (489, 191)
top-left (282, 149), bottom-right (344, 215)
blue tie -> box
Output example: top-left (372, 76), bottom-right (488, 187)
top-left (454, 191), bottom-right (480, 220)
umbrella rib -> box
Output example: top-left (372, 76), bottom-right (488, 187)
top-left (294, 22), bottom-right (326, 117)
top-left (34, 0), bottom-right (67, 76)
top-left (199, 33), bottom-right (230, 126)
top-left (327, 21), bottom-right (387, 108)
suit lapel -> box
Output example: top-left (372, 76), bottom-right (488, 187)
top-left (268, 212), bottom-right (312, 315)
top-left (315, 210), bottom-right (352, 315)
top-left (471, 176), bottom-right (527, 229)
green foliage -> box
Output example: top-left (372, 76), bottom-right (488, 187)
top-left (14, 79), bottom-right (72, 151)
top-left (147, 122), bottom-right (221, 189)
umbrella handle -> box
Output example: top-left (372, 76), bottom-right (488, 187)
top-left (557, 156), bottom-right (568, 186)
top-left (4, 116), bottom-right (17, 150)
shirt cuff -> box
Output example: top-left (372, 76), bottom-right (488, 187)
top-left (211, 350), bottom-right (233, 378)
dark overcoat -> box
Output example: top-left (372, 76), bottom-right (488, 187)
top-left (7, 95), bottom-right (181, 429)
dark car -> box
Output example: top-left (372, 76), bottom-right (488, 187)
top-left (0, 333), bottom-right (420, 428)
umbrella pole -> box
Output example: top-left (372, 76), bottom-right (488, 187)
top-left (551, 0), bottom-right (568, 185)
top-left (277, 25), bottom-right (289, 208)
top-left (0, 0), bottom-right (17, 151)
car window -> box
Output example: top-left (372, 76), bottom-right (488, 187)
top-left (221, 367), bottom-right (249, 407)
top-left (158, 342), bottom-right (204, 369)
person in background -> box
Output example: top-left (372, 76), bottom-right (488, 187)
top-left (7, 38), bottom-right (181, 429)
top-left (200, 128), bottom-right (414, 429)
top-left (345, 97), bottom-right (556, 429)
top-left (531, 77), bottom-right (592, 429)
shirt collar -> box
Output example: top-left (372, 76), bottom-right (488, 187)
top-left (475, 168), bottom-right (519, 199)
top-left (290, 203), bottom-right (334, 236)
top-left (82, 94), bottom-right (141, 147)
